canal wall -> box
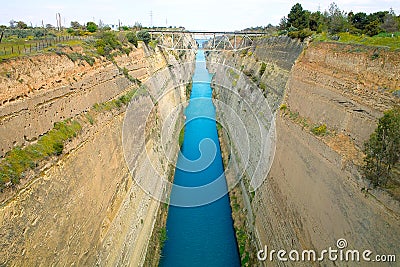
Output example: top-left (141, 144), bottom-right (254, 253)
top-left (208, 37), bottom-right (400, 266)
top-left (0, 40), bottom-right (195, 266)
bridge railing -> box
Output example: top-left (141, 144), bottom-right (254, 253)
top-left (148, 30), bottom-right (270, 51)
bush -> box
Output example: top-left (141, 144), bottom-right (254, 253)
top-left (311, 124), bottom-right (327, 136)
top-left (126, 32), bottom-right (138, 47)
top-left (95, 32), bottom-right (121, 57)
top-left (53, 141), bottom-right (64, 155)
top-left (259, 62), bottom-right (267, 76)
top-left (86, 22), bottom-right (98, 33)
top-left (137, 30), bottom-right (151, 44)
top-left (0, 120), bottom-right (81, 188)
top-left (288, 28), bottom-right (313, 41)
top-left (280, 104), bottom-right (288, 111)
top-left (363, 107), bottom-right (400, 187)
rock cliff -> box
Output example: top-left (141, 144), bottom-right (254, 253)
top-left (207, 37), bottom-right (400, 266)
top-left (0, 41), bottom-right (195, 266)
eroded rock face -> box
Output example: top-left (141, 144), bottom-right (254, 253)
top-left (0, 47), bottom-right (148, 156)
top-left (286, 42), bottom-right (400, 147)
top-left (209, 38), bottom-right (400, 266)
top-left (0, 42), bottom-right (195, 266)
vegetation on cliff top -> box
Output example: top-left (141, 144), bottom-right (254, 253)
top-left (1, 19), bottom-right (156, 61)
top-left (279, 2), bottom-right (400, 48)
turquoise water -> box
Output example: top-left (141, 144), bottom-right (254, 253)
top-left (159, 49), bottom-right (240, 266)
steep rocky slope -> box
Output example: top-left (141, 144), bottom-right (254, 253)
top-left (208, 38), bottom-right (400, 266)
top-left (0, 41), bottom-right (195, 265)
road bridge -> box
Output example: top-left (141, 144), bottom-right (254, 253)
top-left (147, 30), bottom-right (270, 51)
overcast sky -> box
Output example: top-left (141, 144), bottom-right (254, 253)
top-left (1, 0), bottom-right (399, 31)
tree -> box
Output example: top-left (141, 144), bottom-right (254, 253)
top-left (9, 20), bottom-right (16, 28)
top-left (17, 21), bottom-right (28, 29)
top-left (133, 22), bottom-right (142, 30)
top-left (380, 12), bottom-right (399, 33)
top-left (364, 19), bottom-right (382, 36)
top-left (309, 11), bottom-right (323, 31)
top-left (278, 16), bottom-right (288, 31)
top-left (46, 24), bottom-right (54, 29)
top-left (70, 21), bottom-right (81, 29)
top-left (327, 2), bottom-right (348, 34)
top-left (86, 21), bottom-right (98, 33)
top-left (287, 3), bottom-right (309, 30)
top-left (363, 107), bottom-right (400, 187)
top-left (137, 30), bottom-right (151, 44)
top-left (98, 19), bottom-right (105, 29)
top-left (351, 12), bottom-right (369, 31)
top-left (0, 25), bottom-right (6, 43)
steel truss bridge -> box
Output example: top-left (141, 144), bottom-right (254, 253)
top-left (148, 30), bottom-right (269, 51)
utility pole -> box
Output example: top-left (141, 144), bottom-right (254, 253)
top-left (56, 13), bottom-right (61, 31)
top-left (150, 11), bottom-right (153, 28)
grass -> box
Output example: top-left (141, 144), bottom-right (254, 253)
top-left (93, 87), bottom-right (138, 112)
top-left (0, 38), bottom-right (86, 61)
top-left (0, 85), bottom-right (143, 190)
top-left (259, 62), bottom-right (267, 76)
top-left (179, 127), bottom-right (185, 150)
top-left (314, 32), bottom-right (400, 50)
top-left (0, 120), bottom-right (81, 188)
top-left (159, 227), bottom-right (167, 250)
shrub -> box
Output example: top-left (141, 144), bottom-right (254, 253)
top-left (95, 32), bottom-right (122, 57)
top-left (311, 124), bottom-right (327, 136)
top-left (259, 62), bottom-right (267, 76)
top-left (148, 40), bottom-right (158, 49)
top-left (259, 82), bottom-right (266, 90)
top-left (126, 32), bottom-right (138, 47)
top-left (363, 107), bottom-right (400, 187)
top-left (0, 120), bottom-right (81, 188)
top-left (159, 227), bottom-right (167, 249)
top-left (280, 104), bottom-right (288, 111)
top-left (86, 22), bottom-right (98, 33)
top-left (137, 30), bottom-right (151, 44)
top-left (288, 28), bottom-right (313, 41)
top-left (53, 141), bottom-right (64, 155)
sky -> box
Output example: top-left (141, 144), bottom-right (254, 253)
top-left (1, 0), bottom-right (399, 31)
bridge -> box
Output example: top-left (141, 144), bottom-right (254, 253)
top-left (148, 30), bottom-right (270, 51)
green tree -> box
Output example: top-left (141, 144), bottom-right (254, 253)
top-left (71, 21), bottom-right (81, 29)
top-left (364, 19), bottom-right (382, 36)
top-left (278, 16), bottom-right (288, 31)
top-left (287, 3), bottom-right (309, 30)
top-left (17, 21), bottom-right (28, 29)
top-left (363, 107), bottom-right (400, 187)
top-left (126, 31), bottom-right (138, 47)
top-left (351, 12), bottom-right (369, 31)
top-left (327, 2), bottom-right (348, 34)
top-left (309, 11), bottom-right (323, 31)
top-left (137, 30), bottom-right (151, 44)
top-left (86, 21), bottom-right (98, 33)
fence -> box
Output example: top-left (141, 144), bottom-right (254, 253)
top-left (0, 36), bottom-right (92, 57)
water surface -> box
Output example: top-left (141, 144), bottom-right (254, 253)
top-left (159, 49), bottom-right (240, 266)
